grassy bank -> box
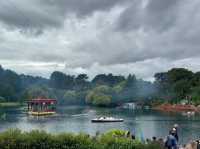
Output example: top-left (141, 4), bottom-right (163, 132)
top-left (0, 102), bottom-right (23, 108)
top-left (0, 129), bottom-right (163, 149)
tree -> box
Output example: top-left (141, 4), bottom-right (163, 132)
top-left (63, 90), bottom-right (77, 104)
top-left (0, 68), bottom-right (21, 101)
top-left (86, 85), bottom-right (112, 106)
top-left (92, 74), bottom-right (125, 86)
top-left (86, 91), bottom-right (112, 106)
top-left (167, 68), bottom-right (193, 83)
top-left (190, 86), bottom-right (200, 105)
top-left (173, 80), bottom-right (191, 100)
top-left (75, 74), bottom-right (89, 90)
top-left (50, 71), bottom-right (75, 90)
top-left (154, 68), bottom-right (194, 102)
top-left (125, 74), bottom-right (136, 88)
top-left (23, 85), bottom-right (56, 100)
top-left (191, 72), bottom-right (200, 87)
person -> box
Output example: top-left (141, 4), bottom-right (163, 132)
top-left (197, 140), bottom-right (200, 149)
top-left (152, 136), bottom-right (157, 142)
top-left (185, 141), bottom-right (197, 149)
top-left (165, 130), bottom-right (177, 149)
top-left (158, 138), bottom-right (165, 147)
top-left (125, 131), bottom-right (131, 138)
top-left (131, 130), bottom-right (136, 140)
top-left (146, 138), bottom-right (151, 144)
top-left (173, 124), bottom-right (179, 142)
top-left (131, 134), bottom-right (136, 140)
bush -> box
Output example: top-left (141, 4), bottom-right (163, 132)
top-left (0, 129), bottom-right (164, 149)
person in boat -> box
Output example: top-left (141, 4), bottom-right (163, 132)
top-left (165, 130), bottom-right (177, 149)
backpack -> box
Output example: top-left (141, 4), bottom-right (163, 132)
top-left (165, 136), bottom-right (172, 147)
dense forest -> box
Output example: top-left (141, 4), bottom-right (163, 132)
top-left (0, 65), bottom-right (200, 106)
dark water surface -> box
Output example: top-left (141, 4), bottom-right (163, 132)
top-left (0, 106), bottom-right (200, 143)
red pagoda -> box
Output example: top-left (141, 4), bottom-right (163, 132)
top-left (27, 98), bottom-right (57, 116)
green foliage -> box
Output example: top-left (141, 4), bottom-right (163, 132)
top-left (0, 102), bottom-right (21, 108)
top-left (154, 68), bottom-right (200, 104)
top-left (62, 90), bottom-right (85, 105)
top-left (102, 129), bottom-right (128, 138)
top-left (167, 68), bottom-right (193, 83)
top-left (1, 64), bottom-right (200, 107)
top-left (86, 85), bottom-right (112, 106)
top-left (92, 73), bottom-right (125, 86)
top-left (23, 85), bottom-right (56, 100)
top-left (0, 129), bottom-right (164, 149)
top-left (190, 86), bottom-right (200, 105)
top-left (50, 71), bottom-right (75, 90)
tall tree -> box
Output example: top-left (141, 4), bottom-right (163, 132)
top-left (50, 71), bottom-right (75, 90)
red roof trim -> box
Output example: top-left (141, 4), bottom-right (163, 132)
top-left (28, 99), bottom-right (57, 103)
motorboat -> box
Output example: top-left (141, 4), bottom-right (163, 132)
top-left (182, 111), bottom-right (195, 116)
top-left (91, 117), bottom-right (124, 123)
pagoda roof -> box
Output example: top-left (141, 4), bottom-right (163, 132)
top-left (28, 98), bottom-right (57, 104)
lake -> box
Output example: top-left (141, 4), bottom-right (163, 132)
top-left (0, 106), bottom-right (200, 144)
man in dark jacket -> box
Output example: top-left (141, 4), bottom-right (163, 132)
top-left (173, 124), bottom-right (179, 142)
top-left (165, 130), bottom-right (177, 149)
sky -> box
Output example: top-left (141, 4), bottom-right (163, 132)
top-left (0, 0), bottom-right (200, 81)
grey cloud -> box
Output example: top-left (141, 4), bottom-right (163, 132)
top-left (0, 0), bottom-right (131, 34)
top-left (0, 1), bottom-right (61, 34)
top-left (0, 0), bottom-right (200, 80)
top-left (115, 0), bottom-right (181, 32)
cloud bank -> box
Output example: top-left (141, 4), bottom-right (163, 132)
top-left (0, 0), bottom-right (200, 80)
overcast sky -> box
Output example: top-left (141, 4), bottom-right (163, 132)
top-left (0, 0), bottom-right (200, 81)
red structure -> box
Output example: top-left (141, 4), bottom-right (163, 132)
top-left (28, 99), bottom-right (57, 116)
top-left (155, 104), bottom-right (198, 112)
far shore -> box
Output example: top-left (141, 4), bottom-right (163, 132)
top-left (153, 103), bottom-right (200, 113)
top-left (0, 102), bottom-right (23, 107)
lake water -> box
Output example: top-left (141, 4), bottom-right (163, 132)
top-left (0, 106), bottom-right (200, 144)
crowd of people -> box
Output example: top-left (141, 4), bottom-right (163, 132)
top-left (146, 124), bottom-right (200, 149)
top-left (124, 124), bottom-right (199, 149)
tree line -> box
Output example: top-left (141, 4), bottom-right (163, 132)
top-left (0, 65), bottom-right (200, 106)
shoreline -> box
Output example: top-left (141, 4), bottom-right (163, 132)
top-left (0, 102), bottom-right (23, 108)
top-left (153, 103), bottom-right (200, 113)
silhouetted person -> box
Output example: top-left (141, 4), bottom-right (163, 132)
top-left (173, 124), bottom-right (179, 142)
top-left (131, 134), bottom-right (135, 140)
top-left (165, 130), bottom-right (177, 149)
top-left (158, 138), bottom-right (164, 147)
top-left (152, 136), bottom-right (157, 142)
top-left (131, 130), bottom-right (136, 140)
top-left (126, 131), bottom-right (131, 138)
top-left (197, 140), bottom-right (200, 149)
top-left (146, 138), bottom-right (151, 144)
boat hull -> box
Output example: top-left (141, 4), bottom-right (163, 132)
top-left (28, 111), bottom-right (56, 116)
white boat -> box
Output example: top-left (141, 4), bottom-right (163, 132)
top-left (182, 111), bottom-right (195, 116)
top-left (91, 117), bottom-right (124, 123)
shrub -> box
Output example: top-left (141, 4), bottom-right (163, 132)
top-left (0, 129), bottom-right (164, 149)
